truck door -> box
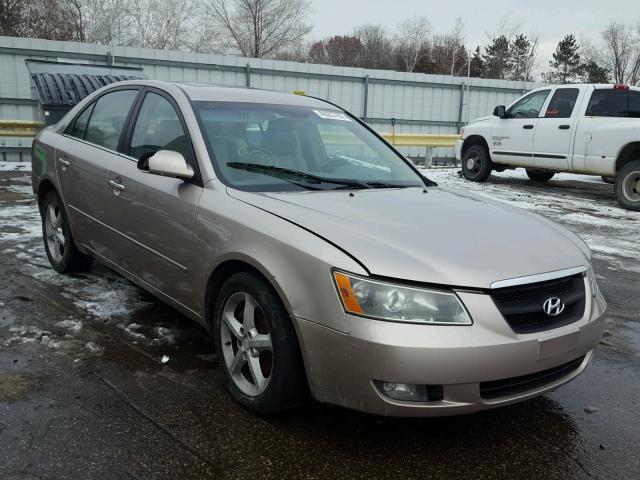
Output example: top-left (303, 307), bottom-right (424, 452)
top-left (490, 89), bottom-right (551, 166)
top-left (532, 87), bottom-right (582, 170)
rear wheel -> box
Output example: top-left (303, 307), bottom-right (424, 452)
top-left (526, 170), bottom-right (555, 182)
top-left (461, 145), bottom-right (492, 182)
top-left (213, 271), bottom-right (307, 415)
top-left (615, 160), bottom-right (640, 211)
top-left (41, 190), bottom-right (93, 273)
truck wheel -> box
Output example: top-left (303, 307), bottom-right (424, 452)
top-left (526, 170), bottom-right (555, 182)
top-left (213, 271), bottom-right (307, 415)
top-left (41, 190), bottom-right (93, 273)
top-left (462, 145), bottom-right (492, 182)
top-left (615, 160), bottom-right (640, 211)
top-left (601, 175), bottom-right (615, 184)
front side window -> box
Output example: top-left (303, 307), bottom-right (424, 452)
top-left (129, 92), bottom-right (192, 163)
top-left (586, 89), bottom-right (640, 117)
top-left (84, 89), bottom-right (138, 151)
top-left (194, 102), bottom-right (426, 192)
top-left (508, 90), bottom-right (551, 118)
top-left (545, 88), bottom-right (580, 118)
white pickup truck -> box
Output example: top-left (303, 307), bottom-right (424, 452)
top-left (455, 83), bottom-right (640, 210)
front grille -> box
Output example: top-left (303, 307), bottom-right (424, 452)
top-left (480, 355), bottom-right (586, 400)
top-left (491, 274), bottom-right (586, 334)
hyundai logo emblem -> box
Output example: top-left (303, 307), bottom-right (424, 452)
top-left (543, 297), bottom-right (565, 316)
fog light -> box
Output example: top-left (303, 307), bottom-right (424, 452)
top-left (373, 381), bottom-right (444, 402)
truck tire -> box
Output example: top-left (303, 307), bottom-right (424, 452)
top-left (601, 175), bottom-right (615, 184)
top-left (615, 160), bottom-right (640, 211)
top-left (526, 170), bottom-right (555, 182)
top-left (462, 145), bottom-right (492, 182)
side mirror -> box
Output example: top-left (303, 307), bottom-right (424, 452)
top-left (493, 105), bottom-right (506, 118)
top-left (146, 150), bottom-right (194, 180)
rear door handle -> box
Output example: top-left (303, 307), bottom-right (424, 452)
top-left (523, 124), bottom-right (534, 129)
top-left (108, 179), bottom-right (125, 192)
top-left (559, 125), bottom-right (570, 130)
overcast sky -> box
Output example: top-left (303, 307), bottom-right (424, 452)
top-left (309, 0), bottom-right (640, 74)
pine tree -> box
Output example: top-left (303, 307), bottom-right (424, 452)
top-left (483, 36), bottom-right (510, 79)
top-left (509, 35), bottom-right (532, 81)
top-left (547, 34), bottom-right (582, 84)
top-left (581, 60), bottom-right (610, 83)
top-left (469, 46), bottom-right (484, 77)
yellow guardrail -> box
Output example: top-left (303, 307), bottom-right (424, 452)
top-left (381, 133), bottom-right (460, 148)
top-left (0, 120), bottom-right (44, 138)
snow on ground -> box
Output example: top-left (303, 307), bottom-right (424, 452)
top-left (423, 167), bottom-right (640, 274)
top-left (0, 162), bottom-right (30, 172)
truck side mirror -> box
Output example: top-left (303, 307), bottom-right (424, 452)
top-left (493, 105), bottom-right (506, 118)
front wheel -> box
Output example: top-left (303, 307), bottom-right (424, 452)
top-left (461, 145), bottom-right (493, 182)
top-left (615, 160), bottom-right (640, 211)
top-left (41, 190), bottom-right (93, 273)
top-left (213, 271), bottom-right (307, 415)
top-left (526, 170), bottom-right (555, 182)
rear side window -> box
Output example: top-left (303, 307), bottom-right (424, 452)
top-left (545, 88), bottom-right (579, 118)
top-left (129, 92), bottom-right (193, 163)
top-left (84, 90), bottom-right (138, 151)
top-left (67, 105), bottom-right (93, 139)
top-left (586, 89), bottom-right (640, 117)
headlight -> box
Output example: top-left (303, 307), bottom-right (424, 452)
top-left (332, 271), bottom-right (472, 325)
top-left (586, 266), bottom-right (599, 297)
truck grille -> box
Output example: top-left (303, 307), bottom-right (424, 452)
top-left (480, 355), bottom-right (586, 400)
top-left (491, 274), bottom-right (586, 334)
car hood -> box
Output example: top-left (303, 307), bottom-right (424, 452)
top-left (467, 115), bottom-right (493, 125)
top-left (228, 186), bottom-right (589, 289)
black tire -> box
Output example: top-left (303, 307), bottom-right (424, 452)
top-left (526, 170), bottom-right (555, 182)
top-left (601, 175), bottom-right (615, 184)
top-left (213, 271), bottom-right (307, 415)
top-left (41, 190), bottom-right (93, 273)
top-left (615, 160), bottom-right (640, 211)
top-left (461, 145), bottom-right (493, 182)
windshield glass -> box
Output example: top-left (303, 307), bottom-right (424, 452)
top-left (194, 101), bottom-right (426, 192)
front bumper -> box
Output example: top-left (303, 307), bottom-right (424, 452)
top-left (295, 285), bottom-right (606, 417)
top-left (455, 138), bottom-right (464, 161)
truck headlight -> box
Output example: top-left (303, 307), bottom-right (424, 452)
top-left (333, 271), bottom-right (472, 325)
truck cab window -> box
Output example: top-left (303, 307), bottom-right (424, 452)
top-left (586, 89), bottom-right (640, 117)
top-left (507, 90), bottom-right (551, 118)
top-left (545, 88), bottom-right (579, 118)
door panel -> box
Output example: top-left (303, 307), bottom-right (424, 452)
top-left (56, 89), bottom-right (139, 257)
top-left (104, 158), bottom-right (201, 307)
top-left (490, 89), bottom-right (552, 166)
top-left (102, 90), bottom-right (202, 309)
top-left (532, 88), bottom-right (581, 170)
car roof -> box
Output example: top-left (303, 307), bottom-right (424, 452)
top-left (109, 79), bottom-right (337, 109)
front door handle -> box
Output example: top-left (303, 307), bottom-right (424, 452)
top-left (58, 158), bottom-right (70, 170)
top-left (108, 179), bottom-right (125, 192)
top-left (559, 125), bottom-right (570, 130)
top-left (523, 124), bottom-right (534, 129)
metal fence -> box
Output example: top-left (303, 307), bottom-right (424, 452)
top-left (0, 36), bottom-right (543, 162)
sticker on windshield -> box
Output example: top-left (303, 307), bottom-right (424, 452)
top-left (313, 110), bottom-right (352, 121)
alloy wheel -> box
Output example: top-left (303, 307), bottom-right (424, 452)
top-left (220, 292), bottom-right (273, 396)
top-left (45, 201), bottom-right (66, 263)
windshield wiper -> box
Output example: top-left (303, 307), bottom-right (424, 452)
top-left (226, 162), bottom-right (370, 190)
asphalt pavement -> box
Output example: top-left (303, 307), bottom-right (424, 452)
top-left (0, 162), bottom-right (638, 480)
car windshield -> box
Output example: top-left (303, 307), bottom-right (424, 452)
top-left (194, 101), bottom-right (428, 192)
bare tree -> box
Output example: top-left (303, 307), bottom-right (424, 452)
top-left (354, 24), bottom-right (394, 69)
top-left (81, 0), bottom-right (133, 45)
top-left (600, 22), bottom-right (640, 84)
top-left (0, 0), bottom-right (26, 36)
top-left (393, 16), bottom-right (431, 72)
top-left (205, 0), bottom-right (312, 58)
